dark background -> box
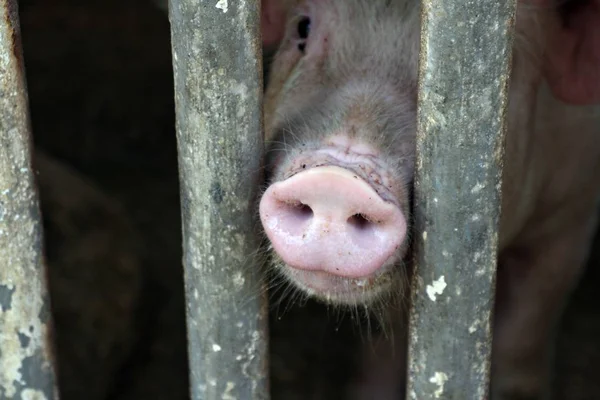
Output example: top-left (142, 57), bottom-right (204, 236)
top-left (16, 0), bottom-right (600, 398)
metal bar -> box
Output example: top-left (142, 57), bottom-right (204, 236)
top-left (407, 0), bottom-right (516, 398)
top-left (0, 0), bottom-right (58, 399)
top-left (167, 1), bottom-right (269, 399)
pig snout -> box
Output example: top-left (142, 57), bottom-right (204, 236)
top-left (260, 165), bottom-right (407, 280)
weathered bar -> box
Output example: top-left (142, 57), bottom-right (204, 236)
top-left (168, 1), bottom-right (269, 399)
top-left (0, 0), bottom-right (58, 399)
top-left (407, 0), bottom-right (516, 398)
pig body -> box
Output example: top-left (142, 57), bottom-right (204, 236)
top-left (259, 0), bottom-right (600, 399)
top-left (34, 150), bottom-right (142, 400)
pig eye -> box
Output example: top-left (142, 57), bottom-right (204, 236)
top-left (296, 17), bottom-right (311, 52)
top-left (297, 17), bottom-right (311, 39)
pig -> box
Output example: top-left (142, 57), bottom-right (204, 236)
top-left (258, 0), bottom-right (600, 399)
top-left (34, 150), bottom-right (142, 400)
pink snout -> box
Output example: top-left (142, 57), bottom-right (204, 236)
top-left (259, 166), bottom-right (407, 278)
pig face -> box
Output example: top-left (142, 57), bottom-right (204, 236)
top-left (260, 0), bottom-right (421, 306)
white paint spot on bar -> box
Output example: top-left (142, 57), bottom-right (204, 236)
top-left (215, 0), bottom-right (228, 12)
top-left (20, 389), bottom-right (48, 400)
top-left (429, 371), bottom-right (448, 398)
top-left (471, 182), bottom-right (485, 193)
top-left (222, 381), bottom-right (236, 400)
top-left (212, 344), bottom-right (222, 352)
top-left (422, 231), bottom-right (427, 241)
top-left (469, 319), bottom-right (480, 334)
top-left (426, 276), bottom-right (447, 302)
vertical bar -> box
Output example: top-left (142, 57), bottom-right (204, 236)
top-left (168, 1), bottom-right (268, 399)
top-left (0, 0), bottom-right (58, 399)
top-left (407, 0), bottom-right (516, 399)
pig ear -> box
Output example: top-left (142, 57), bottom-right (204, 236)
top-left (543, 0), bottom-right (600, 105)
top-left (262, 0), bottom-right (287, 49)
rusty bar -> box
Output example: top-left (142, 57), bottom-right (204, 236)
top-left (167, 0), bottom-right (269, 399)
top-left (0, 0), bottom-right (58, 399)
top-left (406, 0), bottom-right (516, 398)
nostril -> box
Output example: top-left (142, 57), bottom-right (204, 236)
top-left (276, 201), bottom-right (313, 231)
top-left (293, 202), bottom-right (313, 221)
top-left (347, 213), bottom-right (373, 231)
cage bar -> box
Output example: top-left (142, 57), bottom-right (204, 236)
top-left (167, 1), bottom-right (269, 399)
top-left (0, 0), bottom-right (58, 399)
top-left (407, 0), bottom-right (516, 398)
